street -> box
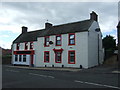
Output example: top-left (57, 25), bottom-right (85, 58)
top-left (2, 65), bottom-right (119, 89)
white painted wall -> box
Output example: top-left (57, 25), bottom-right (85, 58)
top-left (13, 55), bottom-right (30, 65)
top-left (88, 21), bottom-right (104, 68)
top-left (35, 32), bottom-right (89, 68)
top-left (12, 22), bottom-right (103, 68)
top-left (12, 41), bottom-right (36, 65)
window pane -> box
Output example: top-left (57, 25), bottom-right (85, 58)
top-left (57, 36), bottom-right (61, 40)
top-left (15, 55), bottom-right (18, 61)
top-left (69, 51), bottom-right (75, 63)
top-left (46, 37), bottom-right (49, 42)
top-left (70, 57), bottom-right (75, 62)
top-left (19, 55), bottom-right (22, 62)
top-left (55, 52), bottom-right (61, 62)
top-left (70, 40), bottom-right (75, 44)
top-left (23, 55), bottom-right (26, 62)
top-left (70, 35), bottom-right (74, 39)
top-left (45, 52), bottom-right (49, 62)
top-left (56, 40), bottom-right (61, 45)
top-left (45, 37), bottom-right (49, 46)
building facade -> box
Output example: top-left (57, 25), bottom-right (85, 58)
top-left (11, 11), bottom-right (104, 68)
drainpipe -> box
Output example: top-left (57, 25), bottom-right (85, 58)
top-left (98, 34), bottom-right (100, 65)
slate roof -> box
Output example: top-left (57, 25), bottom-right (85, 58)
top-left (13, 19), bottom-right (94, 43)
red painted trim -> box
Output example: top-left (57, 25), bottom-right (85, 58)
top-left (31, 55), bottom-right (34, 65)
top-left (13, 50), bottom-right (34, 55)
top-left (55, 51), bottom-right (62, 63)
top-left (25, 42), bottom-right (28, 50)
top-left (56, 34), bottom-right (62, 46)
top-left (44, 36), bottom-right (50, 47)
top-left (68, 33), bottom-right (75, 45)
top-left (44, 51), bottom-right (50, 63)
top-left (53, 48), bottom-right (64, 52)
top-left (68, 50), bottom-right (76, 64)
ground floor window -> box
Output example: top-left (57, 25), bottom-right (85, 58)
top-left (23, 55), bottom-right (26, 62)
top-left (44, 51), bottom-right (50, 63)
top-left (15, 55), bottom-right (18, 61)
top-left (68, 50), bottom-right (75, 64)
top-left (19, 55), bottom-right (22, 62)
top-left (55, 51), bottom-right (62, 63)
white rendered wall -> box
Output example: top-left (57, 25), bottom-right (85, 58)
top-left (35, 32), bottom-right (89, 68)
top-left (88, 21), bottom-right (104, 68)
top-left (12, 41), bottom-right (36, 65)
top-left (13, 55), bottom-right (30, 65)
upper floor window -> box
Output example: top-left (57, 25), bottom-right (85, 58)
top-left (44, 36), bottom-right (49, 47)
top-left (25, 42), bottom-right (28, 50)
top-left (30, 42), bottom-right (33, 49)
top-left (68, 33), bottom-right (75, 45)
top-left (56, 35), bottom-right (61, 46)
top-left (16, 43), bottom-right (19, 50)
top-left (44, 51), bottom-right (50, 63)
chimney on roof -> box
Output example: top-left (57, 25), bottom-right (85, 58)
top-left (22, 26), bottom-right (28, 33)
top-left (90, 11), bottom-right (98, 22)
top-left (45, 22), bottom-right (53, 29)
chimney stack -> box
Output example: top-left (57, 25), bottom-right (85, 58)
top-left (90, 11), bottom-right (98, 22)
top-left (45, 22), bottom-right (52, 29)
top-left (22, 26), bottom-right (28, 33)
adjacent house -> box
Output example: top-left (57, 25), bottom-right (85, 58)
top-left (11, 11), bottom-right (104, 68)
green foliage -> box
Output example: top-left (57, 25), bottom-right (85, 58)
top-left (102, 35), bottom-right (116, 51)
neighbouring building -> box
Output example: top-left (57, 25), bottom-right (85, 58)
top-left (11, 11), bottom-right (104, 68)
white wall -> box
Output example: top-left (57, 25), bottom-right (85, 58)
top-left (12, 41), bottom-right (36, 65)
top-left (88, 21), bottom-right (104, 68)
top-left (35, 32), bottom-right (89, 68)
top-left (13, 55), bottom-right (30, 65)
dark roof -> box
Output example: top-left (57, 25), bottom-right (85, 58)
top-left (13, 19), bottom-right (94, 43)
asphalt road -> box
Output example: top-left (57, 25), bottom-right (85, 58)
top-left (2, 65), bottom-right (120, 89)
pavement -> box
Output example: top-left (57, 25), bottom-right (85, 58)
top-left (4, 64), bottom-right (120, 74)
top-left (4, 65), bottom-right (82, 72)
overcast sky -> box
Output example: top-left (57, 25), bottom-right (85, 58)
top-left (0, 1), bottom-right (119, 49)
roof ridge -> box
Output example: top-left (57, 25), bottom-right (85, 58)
top-left (53, 19), bottom-right (92, 27)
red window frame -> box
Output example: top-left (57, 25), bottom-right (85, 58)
top-left (44, 51), bottom-right (50, 63)
top-left (56, 35), bottom-right (62, 46)
top-left (16, 43), bottom-right (19, 50)
top-left (55, 51), bottom-right (62, 63)
top-left (30, 42), bottom-right (33, 50)
top-left (44, 36), bottom-right (49, 47)
top-left (68, 33), bottom-right (75, 45)
top-left (68, 50), bottom-right (76, 64)
top-left (25, 42), bottom-right (28, 50)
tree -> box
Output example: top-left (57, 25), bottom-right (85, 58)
top-left (102, 35), bottom-right (116, 51)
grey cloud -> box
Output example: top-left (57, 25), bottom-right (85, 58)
top-left (2, 2), bottom-right (118, 31)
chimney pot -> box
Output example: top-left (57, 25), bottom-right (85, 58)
top-left (90, 11), bottom-right (98, 22)
top-left (22, 26), bottom-right (28, 33)
top-left (45, 22), bottom-right (52, 29)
